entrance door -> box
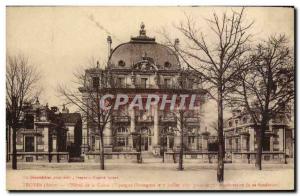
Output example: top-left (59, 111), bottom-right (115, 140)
top-left (25, 136), bottom-right (34, 152)
top-left (138, 127), bottom-right (151, 151)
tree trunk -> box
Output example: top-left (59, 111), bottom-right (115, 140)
top-left (255, 117), bottom-right (267, 170)
top-left (178, 112), bottom-right (184, 171)
top-left (99, 132), bottom-right (105, 170)
top-left (217, 88), bottom-right (224, 182)
top-left (12, 126), bottom-right (17, 170)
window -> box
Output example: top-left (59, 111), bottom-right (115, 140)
top-left (117, 137), bottom-right (126, 146)
top-left (141, 78), bottom-right (148, 88)
top-left (188, 136), bottom-right (195, 144)
top-left (228, 121), bottom-right (233, 127)
top-left (25, 114), bottom-right (34, 129)
top-left (25, 136), bottom-right (34, 152)
top-left (92, 77), bottom-right (99, 88)
top-left (116, 77), bottom-right (125, 88)
top-left (235, 120), bottom-right (239, 125)
top-left (164, 78), bottom-right (171, 87)
top-left (118, 60), bottom-right (126, 67)
top-left (117, 127), bottom-right (128, 133)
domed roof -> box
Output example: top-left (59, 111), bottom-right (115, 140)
top-left (108, 23), bottom-right (180, 70)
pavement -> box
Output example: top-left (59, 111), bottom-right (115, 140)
top-left (6, 159), bottom-right (295, 191)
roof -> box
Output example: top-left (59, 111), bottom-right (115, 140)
top-left (108, 23), bottom-right (180, 70)
top-left (60, 113), bottom-right (81, 125)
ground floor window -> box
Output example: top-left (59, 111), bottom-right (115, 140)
top-left (25, 136), bottom-right (34, 152)
top-left (116, 136), bottom-right (129, 147)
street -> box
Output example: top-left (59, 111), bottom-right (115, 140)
top-left (6, 160), bottom-right (294, 190)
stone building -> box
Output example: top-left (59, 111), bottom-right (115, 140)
top-left (79, 23), bottom-right (209, 159)
top-left (224, 109), bottom-right (294, 163)
top-left (7, 99), bottom-right (82, 162)
top-left (60, 105), bottom-right (82, 158)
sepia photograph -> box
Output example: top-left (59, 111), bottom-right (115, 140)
top-left (5, 6), bottom-right (295, 191)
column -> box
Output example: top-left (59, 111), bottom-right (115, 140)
top-left (153, 105), bottom-right (159, 146)
top-left (201, 135), bottom-right (208, 151)
top-left (44, 127), bottom-right (49, 152)
top-left (249, 129), bottom-right (255, 151)
top-left (240, 135), bottom-right (243, 152)
top-left (81, 123), bottom-right (88, 154)
top-left (278, 128), bottom-right (284, 151)
top-left (224, 136), bottom-right (227, 151)
top-left (175, 114), bottom-right (181, 149)
top-left (270, 136), bottom-right (273, 152)
top-left (52, 137), bottom-right (57, 152)
top-left (34, 136), bottom-right (37, 152)
top-left (167, 136), bottom-right (170, 151)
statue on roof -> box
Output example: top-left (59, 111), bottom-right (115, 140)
top-left (139, 22), bottom-right (146, 36)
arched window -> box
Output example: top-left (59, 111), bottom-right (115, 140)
top-left (116, 126), bottom-right (128, 133)
top-left (114, 127), bottom-right (129, 148)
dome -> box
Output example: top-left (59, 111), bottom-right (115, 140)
top-left (108, 23), bottom-right (180, 70)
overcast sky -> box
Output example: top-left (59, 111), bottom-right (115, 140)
top-left (6, 6), bottom-right (294, 129)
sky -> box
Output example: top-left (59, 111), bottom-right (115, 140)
top-left (6, 6), bottom-right (294, 128)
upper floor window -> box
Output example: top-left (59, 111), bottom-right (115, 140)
top-left (116, 77), bottom-right (125, 88)
top-left (92, 77), bottom-right (99, 88)
top-left (141, 78), bottom-right (148, 88)
top-left (228, 121), bottom-right (233, 127)
top-left (116, 127), bottom-right (128, 134)
top-left (164, 78), bottom-right (171, 87)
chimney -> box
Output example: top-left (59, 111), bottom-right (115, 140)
top-left (51, 106), bottom-right (59, 114)
top-left (107, 36), bottom-right (112, 60)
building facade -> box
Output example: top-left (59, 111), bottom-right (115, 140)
top-left (7, 99), bottom-right (82, 162)
top-left (224, 109), bottom-right (294, 163)
top-left (80, 23), bottom-right (209, 160)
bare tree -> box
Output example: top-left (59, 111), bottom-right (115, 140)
top-left (230, 35), bottom-right (294, 170)
top-left (58, 62), bottom-right (116, 170)
top-left (6, 54), bottom-right (41, 169)
top-left (161, 8), bottom-right (253, 182)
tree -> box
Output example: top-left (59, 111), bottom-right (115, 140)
top-left (168, 71), bottom-right (203, 171)
top-left (58, 62), bottom-right (116, 170)
top-left (161, 8), bottom-right (253, 182)
top-left (6, 54), bottom-right (41, 169)
top-left (230, 35), bottom-right (294, 170)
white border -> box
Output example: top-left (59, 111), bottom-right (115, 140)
top-left (0, 1), bottom-right (298, 195)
